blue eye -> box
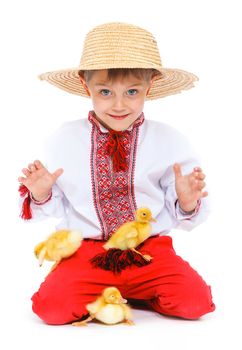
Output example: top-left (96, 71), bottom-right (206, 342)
top-left (100, 89), bottom-right (111, 96)
top-left (99, 89), bottom-right (138, 96)
top-left (127, 89), bottom-right (138, 96)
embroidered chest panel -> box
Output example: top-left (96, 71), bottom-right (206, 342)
top-left (90, 125), bottom-right (140, 240)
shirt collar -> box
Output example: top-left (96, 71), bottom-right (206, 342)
top-left (88, 110), bottom-right (145, 134)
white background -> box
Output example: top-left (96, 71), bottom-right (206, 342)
top-left (0, 0), bottom-right (241, 349)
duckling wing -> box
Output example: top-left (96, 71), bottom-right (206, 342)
top-left (86, 297), bottom-right (104, 315)
top-left (121, 304), bottom-right (133, 320)
top-left (114, 223), bottom-right (138, 241)
top-left (46, 235), bottom-right (80, 260)
top-left (125, 229), bottom-right (138, 239)
top-left (111, 225), bottom-right (138, 249)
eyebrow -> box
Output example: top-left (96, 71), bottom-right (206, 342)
top-left (94, 83), bottom-right (143, 87)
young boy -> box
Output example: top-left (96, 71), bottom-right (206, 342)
top-left (18, 22), bottom-right (215, 325)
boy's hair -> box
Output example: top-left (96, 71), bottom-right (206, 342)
top-left (78, 68), bottom-right (160, 84)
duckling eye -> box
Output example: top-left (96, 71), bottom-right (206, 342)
top-left (142, 213), bottom-right (147, 216)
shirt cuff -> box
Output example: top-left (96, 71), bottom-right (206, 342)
top-left (175, 199), bottom-right (201, 220)
top-left (30, 191), bottom-right (52, 205)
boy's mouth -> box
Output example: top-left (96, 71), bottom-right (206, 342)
top-left (109, 114), bottom-right (130, 120)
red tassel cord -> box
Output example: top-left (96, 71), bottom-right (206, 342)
top-left (90, 247), bottom-right (151, 274)
top-left (104, 130), bottom-right (129, 172)
top-left (18, 184), bottom-right (32, 220)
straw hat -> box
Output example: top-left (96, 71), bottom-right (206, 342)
top-left (38, 22), bottom-right (198, 100)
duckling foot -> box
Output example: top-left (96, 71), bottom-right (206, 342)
top-left (142, 254), bottom-right (153, 262)
top-left (72, 316), bottom-right (93, 327)
top-left (124, 319), bottom-right (135, 326)
top-left (131, 248), bottom-right (153, 262)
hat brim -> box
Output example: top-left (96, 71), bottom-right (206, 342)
top-left (38, 67), bottom-right (198, 100)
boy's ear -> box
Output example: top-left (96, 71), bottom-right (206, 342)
top-left (146, 76), bottom-right (157, 96)
top-left (79, 77), bottom-right (91, 96)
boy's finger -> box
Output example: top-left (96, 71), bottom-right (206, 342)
top-left (22, 168), bottom-right (31, 176)
top-left (198, 181), bottom-right (206, 190)
top-left (18, 176), bottom-right (26, 183)
top-left (201, 191), bottom-right (208, 198)
top-left (173, 163), bottom-right (182, 178)
top-left (195, 172), bottom-right (205, 180)
top-left (52, 168), bottom-right (64, 180)
top-left (34, 160), bottom-right (44, 169)
top-left (28, 163), bottom-right (37, 172)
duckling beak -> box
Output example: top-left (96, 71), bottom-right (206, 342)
top-left (119, 297), bottom-right (127, 304)
top-left (150, 217), bottom-right (157, 222)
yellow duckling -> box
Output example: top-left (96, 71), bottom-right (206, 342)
top-left (72, 287), bottom-right (134, 326)
top-left (103, 207), bottom-right (156, 261)
top-left (34, 229), bottom-right (83, 271)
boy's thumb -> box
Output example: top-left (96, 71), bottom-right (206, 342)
top-left (173, 163), bottom-right (182, 178)
top-left (52, 168), bottom-right (64, 180)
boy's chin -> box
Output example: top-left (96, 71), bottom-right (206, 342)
top-left (108, 117), bottom-right (138, 131)
top-left (109, 122), bottom-right (132, 131)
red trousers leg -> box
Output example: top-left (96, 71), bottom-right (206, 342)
top-left (31, 239), bottom-right (126, 325)
top-left (125, 235), bottom-right (215, 320)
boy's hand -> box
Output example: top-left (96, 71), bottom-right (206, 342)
top-left (18, 160), bottom-right (64, 201)
top-left (173, 163), bottom-right (208, 213)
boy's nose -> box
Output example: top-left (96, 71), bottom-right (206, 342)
top-left (112, 97), bottom-right (126, 111)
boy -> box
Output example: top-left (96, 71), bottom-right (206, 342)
top-left (18, 22), bottom-right (215, 324)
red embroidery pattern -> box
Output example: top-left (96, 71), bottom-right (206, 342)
top-left (88, 111), bottom-right (144, 240)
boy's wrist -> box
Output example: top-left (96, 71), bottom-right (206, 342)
top-left (176, 199), bottom-right (201, 217)
top-left (178, 200), bottom-right (198, 213)
top-left (179, 205), bottom-right (196, 215)
top-left (30, 191), bottom-right (52, 204)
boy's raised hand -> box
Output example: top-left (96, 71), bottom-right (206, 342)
top-left (173, 163), bottom-right (208, 213)
top-left (18, 160), bottom-right (63, 201)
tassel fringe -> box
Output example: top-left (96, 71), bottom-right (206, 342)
top-left (104, 130), bottom-right (129, 172)
top-left (18, 184), bottom-right (32, 220)
top-left (90, 248), bottom-right (151, 274)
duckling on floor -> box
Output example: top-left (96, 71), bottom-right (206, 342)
top-left (72, 287), bottom-right (134, 326)
top-left (34, 229), bottom-right (83, 271)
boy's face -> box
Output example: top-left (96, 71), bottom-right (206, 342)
top-left (81, 70), bottom-right (154, 131)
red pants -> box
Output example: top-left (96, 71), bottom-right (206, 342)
top-left (31, 235), bottom-right (215, 324)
